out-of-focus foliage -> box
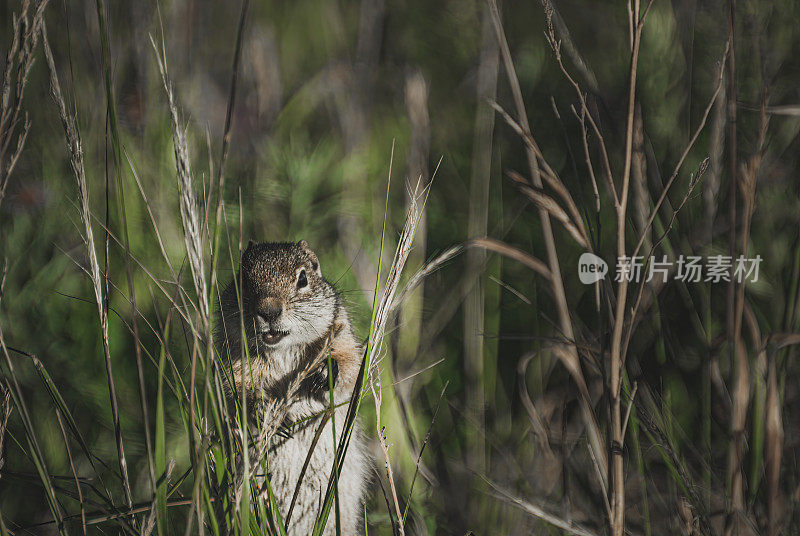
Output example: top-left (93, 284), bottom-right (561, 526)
top-left (2, 0), bottom-right (800, 534)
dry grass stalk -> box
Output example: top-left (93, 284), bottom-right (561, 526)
top-left (619, 42), bottom-right (728, 371)
top-left (369, 184), bottom-right (428, 369)
top-left (542, 0), bottom-right (656, 531)
top-left (284, 414), bottom-right (332, 524)
top-left (725, 340), bottom-right (750, 530)
top-left (395, 69), bottom-right (435, 511)
top-left (678, 497), bottom-right (699, 536)
top-left (542, 2), bottom-right (617, 205)
top-left (401, 380), bottom-right (447, 520)
top-left (569, 106), bottom-right (602, 218)
top-left (536, 0), bottom-right (598, 94)
top-left (631, 104), bottom-right (650, 252)
top-left (92, 0), bottom-right (156, 494)
top-left (490, 101), bottom-right (589, 243)
top-left (465, 238), bottom-right (550, 280)
top-left (725, 91), bottom-right (768, 535)
top-left (143, 459), bottom-right (175, 536)
top-left (732, 93), bottom-right (768, 349)
top-left (0, 0), bottom-right (49, 209)
top-left (484, 476), bottom-right (599, 536)
top-left (600, 2), bottom-right (662, 532)
top-left (464, 7), bottom-right (498, 475)
top-left (365, 178), bottom-right (431, 534)
top-left (0, 269), bottom-right (9, 491)
top-left (392, 237), bottom-right (550, 315)
top-left (150, 35), bottom-right (217, 500)
top-left (215, 0), bottom-right (249, 197)
top-left (724, 3), bottom-right (738, 480)
top-left (508, 171), bottom-right (589, 249)
top-left (608, 3), bottom-right (645, 530)
top-left (630, 45), bottom-right (728, 260)
top-left (549, 344), bottom-right (611, 517)
top-left (623, 158), bottom-right (710, 359)
top-left (370, 370), bottom-right (405, 535)
top-left (55, 409), bottom-right (87, 535)
top-left (206, 0), bottom-right (250, 380)
top-left (488, 0), bottom-right (609, 494)
top-left (704, 72), bottom-right (726, 245)
top-left (42, 20), bottom-right (133, 509)
top-left (151, 39), bottom-right (210, 326)
top-left (635, 389), bottom-right (715, 535)
top-left (393, 71), bottom-right (431, 470)
top-left (765, 351), bottom-right (783, 536)
top-left (0, 386), bottom-right (10, 476)
top-left (517, 353), bottom-right (554, 459)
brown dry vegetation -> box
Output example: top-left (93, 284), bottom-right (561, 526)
top-left (2, 0), bottom-right (800, 535)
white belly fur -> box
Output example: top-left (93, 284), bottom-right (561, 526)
top-left (260, 403), bottom-right (367, 536)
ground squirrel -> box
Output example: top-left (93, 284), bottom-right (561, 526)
top-left (218, 240), bottom-right (367, 535)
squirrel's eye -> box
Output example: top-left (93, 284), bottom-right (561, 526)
top-left (297, 269), bottom-right (308, 289)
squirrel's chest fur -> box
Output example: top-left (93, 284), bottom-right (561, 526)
top-left (263, 404), bottom-right (367, 536)
top-left (239, 328), bottom-right (367, 535)
top-left (232, 344), bottom-right (323, 422)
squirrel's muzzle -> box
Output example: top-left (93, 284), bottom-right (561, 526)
top-left (258, 297), bottom-right (283, 323)
top-left (256, 297), bottom-right (288, 345)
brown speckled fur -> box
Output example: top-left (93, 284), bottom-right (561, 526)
top-left (217, 241), bottom-right (366, 535)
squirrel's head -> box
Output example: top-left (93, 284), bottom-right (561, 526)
top-left (220, 240), bottom-right (338, 352)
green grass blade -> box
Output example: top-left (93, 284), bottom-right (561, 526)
top-left (0, 352), bottom-right (66, 535)
top-left (155, 316), bottom-right (172, 536)
top-left (328, 353), bottom-right (341, 536)
top-left (14, 349), bottom-right (114, 495)
top-left (262, 472), bottom-right (288, 536)
top-left (238, 318), bottom-right (251, 534)
top-left (312, 152), bottom-right (393, 536)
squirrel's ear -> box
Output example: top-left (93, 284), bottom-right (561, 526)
top-left (298, 240), bottom-right (321, 275)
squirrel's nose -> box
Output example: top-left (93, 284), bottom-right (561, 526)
top-left (258, 298), bottom-right (283, 323)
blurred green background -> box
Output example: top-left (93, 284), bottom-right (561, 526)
top-left (2, 0), bottom-right (800, 534)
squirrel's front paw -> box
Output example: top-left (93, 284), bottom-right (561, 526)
top-left (309, 358), bottom-right (339, 394)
